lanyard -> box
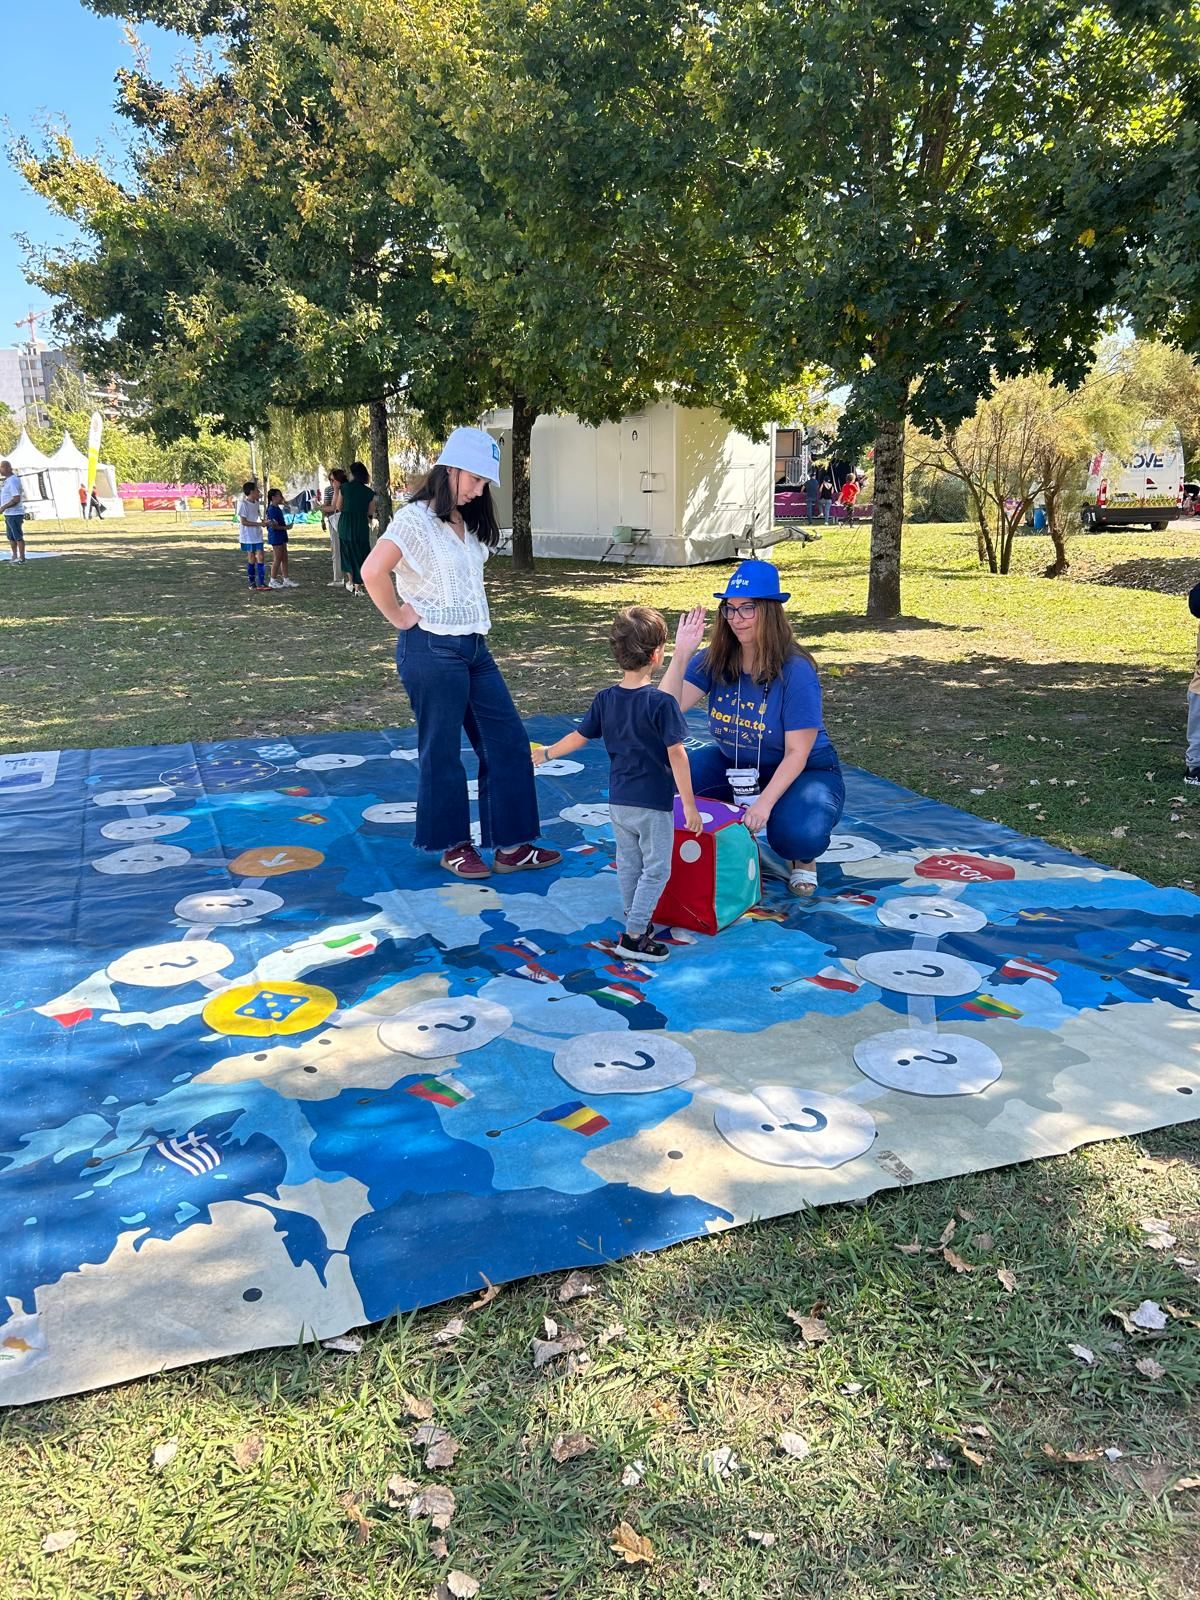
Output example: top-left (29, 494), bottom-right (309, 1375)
top-left (733, 677), bottom-right (767, 769)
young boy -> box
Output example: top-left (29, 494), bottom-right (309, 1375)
top-left (236, 480), bottom-right (267, 592)
top-left (265, 489), bottom-right (298, 589)
top-left (534, 606), bottom-right (702, 962)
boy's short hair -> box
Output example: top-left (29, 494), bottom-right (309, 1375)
top-left (242, 480), bottom-right (258, 495)
top-left (610, 605), bottom-right (668, 672)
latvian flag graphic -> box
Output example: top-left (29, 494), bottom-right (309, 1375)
top-left (804, 966), bottom-right (862, 993)
top-left (406, 1075), bottom-right (474, 1107)
top-left (997, 956), bottom-right (1058, 983)
top-left (538, 1101), bottom-right (610, 1137)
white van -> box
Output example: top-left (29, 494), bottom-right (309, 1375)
top-left (1081, 429), bottom-right (1185, 531)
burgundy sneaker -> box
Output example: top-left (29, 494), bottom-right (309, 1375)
top-left (492, 843), bottom-right (562, 874)
top-left (441, 842), bottom-right (490, 879)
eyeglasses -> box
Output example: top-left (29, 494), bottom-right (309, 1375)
top-left (720, 600), bottom-right (759, 620)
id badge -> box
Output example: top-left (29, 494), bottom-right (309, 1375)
top-left (726, 765), bottom-right (761, 808)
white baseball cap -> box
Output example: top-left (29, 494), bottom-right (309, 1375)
top-left (435, 426), bottom-right (502, 486)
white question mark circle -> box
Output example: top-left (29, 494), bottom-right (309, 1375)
top-left (853, 1030), bottom-right (1002, 1096)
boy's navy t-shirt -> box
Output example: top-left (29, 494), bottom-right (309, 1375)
top-left (578, 684), bottom-right (688, 812)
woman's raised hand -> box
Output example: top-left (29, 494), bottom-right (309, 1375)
top-left (674, 606), bottom-right (707, 657)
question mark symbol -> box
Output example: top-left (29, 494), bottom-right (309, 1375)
top-left (896, 1049), bottom-right (957, 1067)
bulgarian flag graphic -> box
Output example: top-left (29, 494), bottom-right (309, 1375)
top-left (538, 1100), bottom-right (610, 1136)
top-left (960, 993), bottom-right (1022, 1019)
top-left (997, 956), bottom-right (1057, 982)
top-left (406, 1075), bottom-right (473, 1107)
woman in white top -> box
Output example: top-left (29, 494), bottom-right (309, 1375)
top-left (360, 427), bottom-right (561, 881)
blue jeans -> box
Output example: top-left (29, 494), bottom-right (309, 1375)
top-left (396, 626), bottom-right (542, 852)
top-left (687, 740), bottom-right (844, 861)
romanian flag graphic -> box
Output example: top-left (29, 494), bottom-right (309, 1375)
top-left (406, 1075), bottom-right (473, 1107)
top-left (960, 993), bottom-right (1022, 1019)
top-left (538, 1101), bottom-right (609, 1136)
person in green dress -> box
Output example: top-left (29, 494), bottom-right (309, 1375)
top-left (335, 461), bottom-right (376, 595)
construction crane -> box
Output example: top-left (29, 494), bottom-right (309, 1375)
top-left (15, 307), bottom-right (49, 346)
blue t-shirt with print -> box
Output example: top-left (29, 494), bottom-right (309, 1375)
top-left (683, 650), bottom-right (835, 766)
top-left (578, 684), bottom-right (689, 812)
top-left (266, 503), bottom-right (288, 541)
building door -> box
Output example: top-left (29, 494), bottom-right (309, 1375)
top-left (618, 416), bottom-right (651, 529)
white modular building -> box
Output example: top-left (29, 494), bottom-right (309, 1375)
top-left (483, 403), bottom-right (780, 565)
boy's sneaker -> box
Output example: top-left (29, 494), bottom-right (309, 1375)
top-left (615, 930), bottom-right (671, 963)
top-left (1185, 766), bottom-right (1200, 787)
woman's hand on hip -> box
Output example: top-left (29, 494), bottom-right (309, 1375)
top-left (395, 601), bottom-right (420, 631)
top-left (674, 606), bottom-right (707, 657)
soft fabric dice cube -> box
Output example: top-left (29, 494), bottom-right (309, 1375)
top-left (653, 798), bottom-right (761, 935)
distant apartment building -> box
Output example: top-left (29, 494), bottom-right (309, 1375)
top-left (0, 344), bottom-right (124, 425)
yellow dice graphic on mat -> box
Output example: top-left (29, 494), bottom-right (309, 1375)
top-left (202, 980), bottom-right (337, 1037)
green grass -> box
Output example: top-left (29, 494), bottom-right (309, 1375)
top-left (2, 512), bottom-right (1199, 1599)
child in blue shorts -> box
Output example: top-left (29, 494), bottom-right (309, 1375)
top-left (535, 606), bottom-right (702, 962)
top-left (236, 480), bottom-right (267, 592)
top-left (265, 489), bottom-right (298, 589)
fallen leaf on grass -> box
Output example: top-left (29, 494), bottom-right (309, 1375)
top-left (444, 1573), bottom-right (481, 1600)
top-left (232, 1435), bottom-right (264, 1470)
top-left (997, 1268), bottom-right (1017, 1294)
top-left (557, 1270), bottom-right (596, 1303)
top-left (942, 1247), bottom-right (974, 1274)
top-left (1040, 1444), bottom-right (1104, 1465)
top-left (938, 1218), bottom-right (957, 1248)
top-left (1067, 1344), bottom-right (1097, 1365)
top-left (971, 1232), bottom-right (995, 1253)
top-left (1171, 1475), bottom-right (1200, 1491)
top-left (1139, 1218), bottom-right (1177, 1250)
top-left (785, 1310), bottom-right (830, 1343)
top-left (41, 1530), bottom-right (79, 1554)
top-left (323, 1334), bottom-right (364, 1355)
top-left (597, 1323), bottom-right (626, 1347)
top-left (550, 1432), bottom-right (593, 1465)
top-left (151, 1437), bottom-right (178, 1470)
top-left (703, 1445), bottom-right (741, 1479)
top-left (778, 1431), bottom-right (810, 1459)
top-left (531, 1337), bottom-right (565, 1369)
top-left (1110, 826), bottom-right (1128, 839)
top-left (1135, 1356), bottom-right (1167, 1380)
top-left (839, 1381), bottom-right (864, 1397)
top-left (1163, 1303), bottom-right (1200, 1327)
top-left (430, 1535), bottom-right (450, 1559)
top-left (466, 1275), bottom-right (499, 1313)
top-left (956, 1205), bottom-right (978, 1223)
top-left (414, 1423), bottom-right (461, 1470)
top-left (620, 1460), bottom-right (646, 1486)
top-left (610, 1520), bottom-right (655, 1566)
top-left (543, 1315), bottom-right (559, 1339)
top-left (385, 1475), bottom-right (419, 1506)
top-left (924, 1450), bottom-right (953, 1471)
top-left (746, 1529), bottom-right (777, 1547)
top-left (432, 1318), bottom-right (465, 1347)
top-left (895, 1239), bottom-right (922, 1256)
top-left (341, 1493), bottom-right (371, 1545)
top-left (1111, 1300), bottom-right (1168, 1334)
top-left (408, 1485), bottom-right (457, 1531)
top-left (402, 1391), bottom-right (434, 1421)
top-left (957, 1445), bottom-right (988, 1468)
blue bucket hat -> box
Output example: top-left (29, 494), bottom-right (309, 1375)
top-left (714, 559), bottom-right (791, 604)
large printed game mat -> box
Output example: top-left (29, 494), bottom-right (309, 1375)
top-left (2, 721), bottom-right (1199, 1405)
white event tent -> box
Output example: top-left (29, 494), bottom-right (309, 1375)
top-left (4, 428), bottom-right (123, 520)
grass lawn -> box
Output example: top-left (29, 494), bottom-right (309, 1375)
top-left (2, 511), bottom-right (1199, 1599)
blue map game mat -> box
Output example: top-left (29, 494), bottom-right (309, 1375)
top-left (2, 719), bottom-right (1199, 1404)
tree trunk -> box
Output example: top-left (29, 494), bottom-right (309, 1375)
top-left (368, 398), bottom-right (392, 534)
top-left (510, 391), bottom-right (538, 572)
top-left (867, 414), bottom-right (905, 618)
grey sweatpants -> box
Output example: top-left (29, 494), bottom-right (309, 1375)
top-left (1188, 690), bottom-right (1200, 767)
top-left (610, 803), bottom-right (675, 936)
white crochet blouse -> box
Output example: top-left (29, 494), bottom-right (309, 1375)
top-left (381, 501), bottom-right (491, 636)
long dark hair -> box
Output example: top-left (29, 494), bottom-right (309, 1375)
top-left (704, 600), bottom-right (815, 686)
top-left (409, 464), bottom-right (500, 548)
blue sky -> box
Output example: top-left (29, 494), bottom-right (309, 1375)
top-left (0, 2), bottom-right (195, 347)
